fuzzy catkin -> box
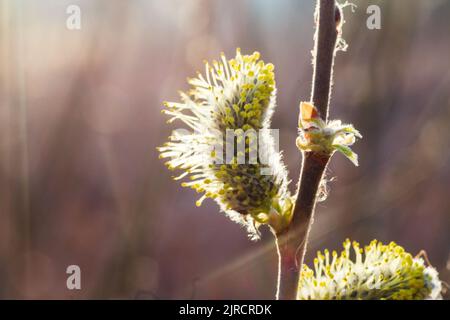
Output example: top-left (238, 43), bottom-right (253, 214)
top-left (159, 49), bottom-right (292, 238)
top-left (298, 239), bottom-right (442, 300)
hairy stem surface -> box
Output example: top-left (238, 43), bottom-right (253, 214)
top-left (276, 0), bottom-right (339, 300)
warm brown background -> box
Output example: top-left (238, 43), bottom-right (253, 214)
top-left (0, 0), bottom-right (449, 299)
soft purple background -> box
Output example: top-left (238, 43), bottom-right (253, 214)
top-left (0, 0), bottom-right (449, 299)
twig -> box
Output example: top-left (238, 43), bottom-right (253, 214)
top-left (275, 0), bottom-right (340, 300)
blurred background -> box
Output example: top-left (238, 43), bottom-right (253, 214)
top-left (0, 0), bottom-right (449, 299)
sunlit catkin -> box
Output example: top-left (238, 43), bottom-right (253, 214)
top-left (159, 49), bottom-right (292, 239)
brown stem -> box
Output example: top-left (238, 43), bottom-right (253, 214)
top-left (275, 0), bottom-right (339, 300)
top-left (275, 232), bottom-right (298, 300)
top-left (311, 0), bottom-right (339, 119)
